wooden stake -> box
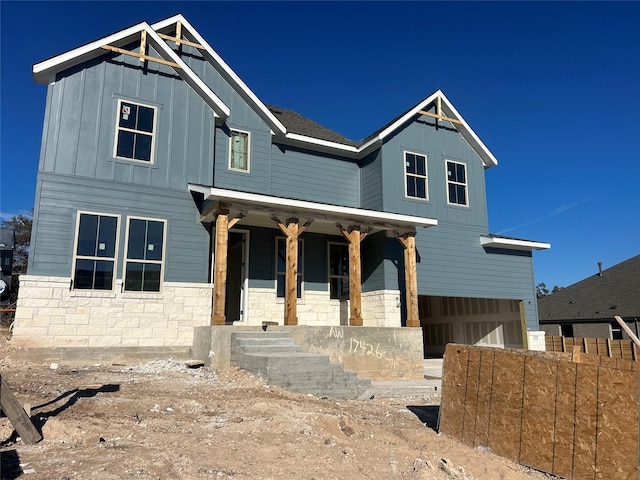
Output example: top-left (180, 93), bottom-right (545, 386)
top-left (519, 300), bottom-right (529, 349)
top-left (614, 316), bottom-right (640, 350)
top-left (339, 225), bottom-right (366, 326)
top-left (396, 232), bottom-right (419, 327)
top-left (0, 375), bottom-right (42, 444)
top-left (571, 345), bottom-right (581, 363)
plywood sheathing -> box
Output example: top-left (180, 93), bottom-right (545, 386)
top-left (439, 344), bottom-right (640, 480)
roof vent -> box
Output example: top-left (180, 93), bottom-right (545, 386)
top-left (598, 261), bottom-right (603, 276)
top-left (610, 305), bottom-right (618, 310)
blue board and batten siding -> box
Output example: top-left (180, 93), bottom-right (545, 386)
top-left (29, 45), bottom-right (214, 282)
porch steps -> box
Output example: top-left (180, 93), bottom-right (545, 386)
top-left (230, 331), bottom-right (371, 399)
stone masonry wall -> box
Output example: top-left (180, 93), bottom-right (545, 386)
top-left (12, 275), bottom-right (212, 349)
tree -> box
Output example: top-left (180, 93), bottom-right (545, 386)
top-left (535, 282), bottom-right (549, 298)
top-left (1, 209), bottom-right (33, 274)
top-left (536, 282), bottom-right (563, 298)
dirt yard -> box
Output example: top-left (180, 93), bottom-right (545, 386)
top-left (0, 326), bottom-right (554, 480)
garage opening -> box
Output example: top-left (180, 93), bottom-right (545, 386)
top-left (419, 296), bottom-right (524, 357)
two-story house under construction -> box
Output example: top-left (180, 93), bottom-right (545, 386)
top-left (12, 15), bottom-right (549, 363)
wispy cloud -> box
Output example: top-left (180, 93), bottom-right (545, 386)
top-left (497, 198), bottom-right (593, 234)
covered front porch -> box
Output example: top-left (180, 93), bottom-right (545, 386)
top-left (188, 185), bottom-right (437, 329)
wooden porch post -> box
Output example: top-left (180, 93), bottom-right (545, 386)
top-left (396, 232), bottom-right (420, 327)
top-left (211, 206), bottom-right (243, 325)
top-left (273, 216), bottom-right (312, 326)
top-left (339, 225), bottom-right (367, 326)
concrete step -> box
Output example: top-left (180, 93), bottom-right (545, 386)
top-left (230, 331), bottom-right (371, 400)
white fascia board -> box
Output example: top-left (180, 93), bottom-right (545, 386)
top-left (189, 185), bottom-right (438, 229)
top-left (33, 23), bottom-right (148, 83)
top-left (33, 22), bottom-right (230, 119)
top-left (376, 91), bottom-right (442, 140)
top-left (439, 93), bottom-right (498, 168)
top-left (152, 15), bottom-right (287, 135)
top-left (480, 236), bottom-right (551, 251)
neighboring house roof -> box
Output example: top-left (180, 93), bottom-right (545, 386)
top-left (32, 14), bottom-right (499, 167)
top-left (538, 255), bottom-right (640, 322)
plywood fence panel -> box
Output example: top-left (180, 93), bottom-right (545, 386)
top-left (595, 367), bottom-right (638, 480)
top-left (462, 347), bottom-right (482, 446)
top-left (439, 344), bottom-right (469, 439)
top-left (584, 337), bottom-right (598, 355)
top-left (573, 363), bottom-right (598, 480)
top-left (473, 348), bottom-right (495, 448)
top-left (487, 350), bottom-right (524, 462)
top-left (519, 356), bottom-right (557, 473)
top-left (440, 344), bottom-right (640, 480)
top-left (552, 361), bottom-right (577, 479)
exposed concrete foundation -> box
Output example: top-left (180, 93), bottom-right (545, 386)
top-left (8, 346), bottom-right (192, 364)
top-left (194, 325), bottom-right (424, 380)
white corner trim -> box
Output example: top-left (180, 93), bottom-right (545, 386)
top-left (480, 236), bottom-right (551, 251)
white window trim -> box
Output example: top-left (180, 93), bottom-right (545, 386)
top-left (112, 98), bottom-right (158, 164)
top-left (445, 159), bottom-right (469, 207)
top-left (328, 241), bottom-right (349, 299)
top-left (228, 128), bottom-right (251, 173)
top-left (275, 236), bottom-right (304, 301)
top-left (123, 216), bottom-right (167, 293)
top-left (404, 150), bottom-right (429, 201)
top-left (71, 210), bottom-right (121, 292)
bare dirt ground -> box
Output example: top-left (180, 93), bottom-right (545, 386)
top-left (0, 326), bottom-right (555, 480)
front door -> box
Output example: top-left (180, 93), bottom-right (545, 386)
top-left (225, 230), bottom-right (248, 323)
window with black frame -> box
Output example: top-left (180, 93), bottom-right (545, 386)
top-left (114, 100), bottom-right (156, 162)
top-left (124, 218), bottom-right (165, 292)
top-left (329, 243), bottom-right (349, 299)
top-left (73, 213), bottom-right (118, 290)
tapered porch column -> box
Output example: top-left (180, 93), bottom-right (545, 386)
top-left (211, 205), bottom-right (243, 325)
top-left (338, 225), bottom-right (367, 326)
top-left (272, 216), bottom-right (312, 325)
top-left (396, 232), bottom-right (420, 327)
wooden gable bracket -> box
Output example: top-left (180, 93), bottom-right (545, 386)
top-left (156, 21), bottom-right (206, 50)
top-left (337, 224), bottom-right (371, 327)
top-left (270, 215), bottom-right (314, 326)
top-left (395, 230), bottom-right (420, 327)
top-left (210, 206), bottom-right (246, 325)
top-left (418, 96), bottom-right (462, 125)
top-left (101, 30), bottom-right (182, 69)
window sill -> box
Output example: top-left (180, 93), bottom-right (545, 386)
top-left (121, 292), bottom-right (163, 300)
top-left (70, 290), bottom-right (117, 298)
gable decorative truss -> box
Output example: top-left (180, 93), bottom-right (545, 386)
top-left (152, 15), bottom-right (288, 136)
top-left (32, 22), bottom-right (230, 121)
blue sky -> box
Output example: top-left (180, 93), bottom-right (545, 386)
top-left (1, 1), bottom-right (638, 289)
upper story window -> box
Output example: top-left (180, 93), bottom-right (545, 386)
top-left (405, 151), bottom-right (428, 200)
top-left (328, 243), bottom-right (349, 300)
top-left (114, 100), bottom-right (157, 163)
top-left (73, 212), bottom-right (119, 290)
top-left (446, 160), bottom-right (468, 206)
top-left (124, 217), bottom-right (166, 292)
top-left (276, 237), bottom-right (303, 298)
top-left (229, 130), bottom-right (250, 172)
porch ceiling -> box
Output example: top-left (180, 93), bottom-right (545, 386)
top-left (189, 185), bottom-right (437, 235)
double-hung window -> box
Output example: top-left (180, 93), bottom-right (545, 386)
top-left (328, 243), bottom-right (349, 300)
top-left (73, 212), bottom-right (119, 290)
top-left (124, 218), bottom-right (166, 292)
top-left (276, 237), bottom-right (303, 298)
top-left (405, 151), bottom-right (428, 199)
top-left (229, 130), bottom-right (250, 172)
top-left (446, 160), bottom-right (468, 206)
top-left (114, 100), bottom-right (157, 162)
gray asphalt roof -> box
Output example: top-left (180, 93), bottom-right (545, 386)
top-left (266, 105), bottom-right (358, 147)
top-left (537, 255), bottom-right (640, 322)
